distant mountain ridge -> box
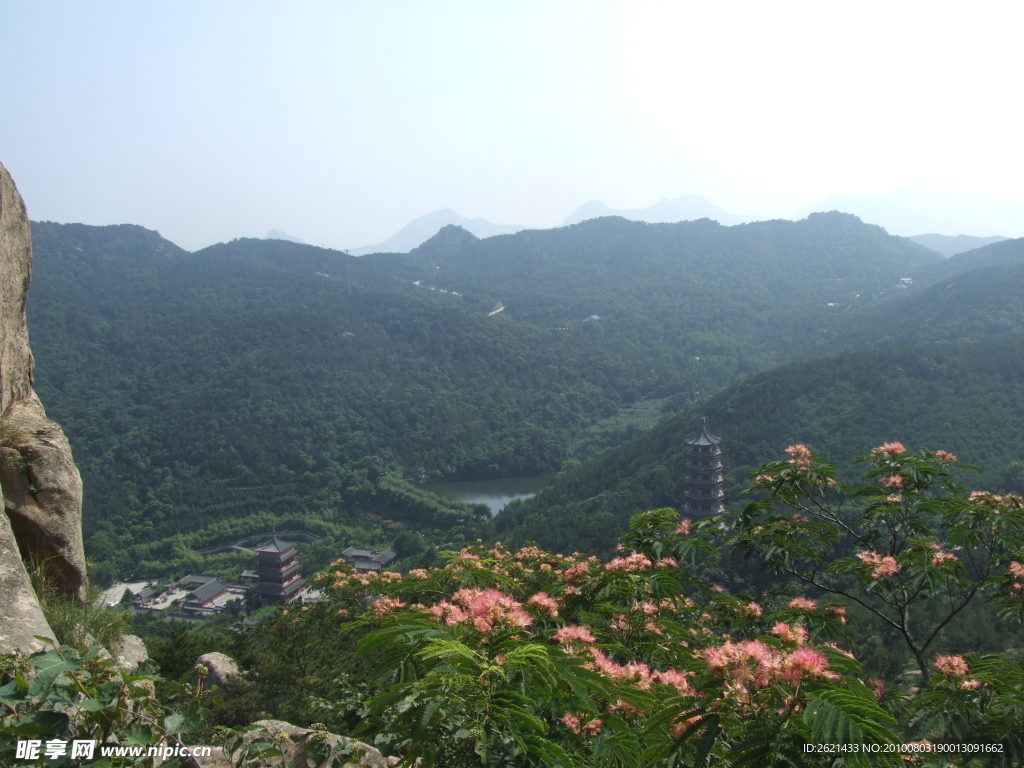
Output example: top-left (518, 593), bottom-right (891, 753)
top-left (563, 195), bottom-right (758, 227)
top-left (351, 209), bottom-right (525, 255)
top-left (264, 229), bottom-right (306, 244)
top-left (908, 233), bottom-right (1008, 257)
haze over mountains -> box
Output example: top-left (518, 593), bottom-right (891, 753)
top-left (562, 195), bottom-right (759, 227)
top-left (349, 192), bottom-right (1013, 257)
top-left (906, 233), bottom-right (1006, 257)
top-left (350, 209), bottom-right (526, 255)
top-left (801, 188), bottom-right (1024, 239)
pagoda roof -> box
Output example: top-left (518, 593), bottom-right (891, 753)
top-left (256, 536), bottom-right (296, 555)
top-left (685, 418), bottom-right (722, 446)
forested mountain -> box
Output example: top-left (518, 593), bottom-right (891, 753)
top-left (24, 214), bottom-right (1015, 578)
top-left (927, 236), bottom-right (1024, 278)
top-left (840, 261), bottom-right (1024, 348)
top-left (27, 223), bottom-right (656, 578)
top-left (495, 335), bottom-right (1024, 557)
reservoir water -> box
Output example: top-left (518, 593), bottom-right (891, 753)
top-left (424, 473), bottom-right (556, 516)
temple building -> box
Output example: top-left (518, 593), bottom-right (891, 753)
top-left (682, 418), bottom-right (726, 515)
top-left (341, 545), bottom-right (398, 572)
top-left (254, 536), bottom-right (305, 604)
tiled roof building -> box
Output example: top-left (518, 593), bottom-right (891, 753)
top-left (341, 545), bottom-right (397, 572)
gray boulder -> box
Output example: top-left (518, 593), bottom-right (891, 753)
top-left (115, 634), bottom-right (150, 671)
top-left (194, 652), bottom-right (241, 690)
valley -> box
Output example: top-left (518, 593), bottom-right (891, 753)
top-left (23, 215), bottom-right (1024, 581)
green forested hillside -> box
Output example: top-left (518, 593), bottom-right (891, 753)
top-left (839, 262), bottom-right (1024, 348)
top-left (495, 335), bottom-right (1024, 557)
top-left (22, 215), bottom-right (1009, 578)
top-left (27, 223), bottom-right (664, 577)
top-left (397, 213), bottom-right (942, 379)
top-left (927, 236), bottom-right (1024, 279)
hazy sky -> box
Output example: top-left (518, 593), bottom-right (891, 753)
top-left (2, 1), bottom-right (1022, 250)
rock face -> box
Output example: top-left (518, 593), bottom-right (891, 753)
top-left (115, 634), bottom-right (150, 671)
top-left (0, 503), bottom-right (52, 653)
top-left (0, 161), bottom-right (87, 654)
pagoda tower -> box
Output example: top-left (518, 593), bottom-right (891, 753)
top-left (682, 418), bottom-right (725, 515)
top-left (254, 536), bottom-right (304, 604)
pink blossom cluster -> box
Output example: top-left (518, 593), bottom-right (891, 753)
top-left (740, 602), bottom-right (763, 617)
top-left (654, 668), bottom-right (693, 694)
top-left (674, 519), bottom-right (692, 535)
top-left (586, 648), bottom-right (655, 688)
top-left (871, 442), bottom-right (906, 461)
top-left (928, 548), bottom-right (958, 567)
top-left (553, 624), bottom-right (596, 646)
top-left (514, 545), bottom-right (548, 560)
top-left (702, 639), bottom-right (836, 690)
top-left (785, 444), bottom-right (812, 468)
top-left (1006, 561), bottom-right (1024, 596)
top-left (580, 648), bottom-right (691, 693)
top-left (879, 474), bottom-right (903, 488)
top-left (605, 552), bottom-right (653, 573)
top-left (561, 562), bottom-right (591, 582)
top-left (787, 598), bottom-right (817, 612)
top-left (782, 647), bottom-right (836, 685)
top-left (965, 490), bottom-right (1023, 506)
top-left (754, 474), bottom-right (774, 488)
top-left (526, 592), bottom-right (560, 618)
top-left (424, 588), bottom-right (532, 632)
top-left (656, 557), bottom-right (679, 569)
top-left (933, 654), bottom-right (969, 677)
top-left (857, 551), bottom-right (900, 579)
top-left (407, 568), bottom-right (430, 580)
top-left (559, 713), bottom-right (602, 737)
top-left (370, 596), bottom-right (407, 617)
top-left (770, 622), bottom-right (809, 646)
top-left (934, 450), bottom-right (957, 462)
top-left (635, 600), bottom-right (659, 616)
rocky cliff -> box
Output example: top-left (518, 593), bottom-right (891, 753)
top-left (0, 161), bottom-right (87, 654)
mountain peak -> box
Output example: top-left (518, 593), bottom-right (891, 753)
top-left (351, 210), bottom-right (524, 255)
top-left (411, 224), bottom-right (480, 257)
top-left (264, 229), bottom-right (306, 244)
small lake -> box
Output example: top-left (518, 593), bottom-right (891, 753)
top-left (424, 473), bottom-right (556, 516)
